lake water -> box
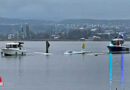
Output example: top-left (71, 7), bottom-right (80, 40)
top-left (0, 41), bottom-right (130, 90)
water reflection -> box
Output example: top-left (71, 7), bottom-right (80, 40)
top-left (121, 54), bottom-right (124, 89)
top-left (1, 55), bottom-right (23, 60)
top-left (109, 53), bottom-right (112, 90)
top-left (1, 56), bottom-right (24, 77)
top-left (109, 53), bottom-right (124, 90)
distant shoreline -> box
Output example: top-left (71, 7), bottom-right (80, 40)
top-left (0, 39), bottom-right (130, 42)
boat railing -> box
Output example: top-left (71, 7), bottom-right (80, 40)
top-left (123, 44), bottom-right (130, 48)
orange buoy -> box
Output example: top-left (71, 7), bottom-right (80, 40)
top-left (0, 76), bottom-right (4, 87)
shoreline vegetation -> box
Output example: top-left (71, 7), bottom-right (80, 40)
top-left (0, 18), bottom-right (130, 42)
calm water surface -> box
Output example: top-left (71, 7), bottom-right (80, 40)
top-left (0, 41), bottom-right (130, 90)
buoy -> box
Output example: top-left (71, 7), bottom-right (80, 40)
top-left (0, 76), bottom-right (4, 87)
top-left (82, 43), bottom-right (85, 49)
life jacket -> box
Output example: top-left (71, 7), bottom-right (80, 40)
top-left (117, 41), bottom-right (120, 46)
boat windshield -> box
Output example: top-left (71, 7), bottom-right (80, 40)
top-left (6, 44), bottom-right (18, 48)
top-left (111, 39), bottom-right (124, 45)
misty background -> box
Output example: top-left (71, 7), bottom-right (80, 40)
top-left (0, 0), bottom-right (130, 40)
top-left (0, 0), bottom-right (130, 20)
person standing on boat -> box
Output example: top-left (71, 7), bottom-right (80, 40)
top-left (46, 40), bottom-right (50, 53)
top-left (117, 41), bottom-right (120, 46)
top-left (18, 43), bottom-right (22, 50)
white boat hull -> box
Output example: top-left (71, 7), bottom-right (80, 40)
top-left (64, 50), bottom-right (87, 55)
top-left (1, 48), bottom-right (26, 56)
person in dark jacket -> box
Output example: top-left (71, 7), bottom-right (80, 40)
top-left (46, 40), bottom-right (50, 53)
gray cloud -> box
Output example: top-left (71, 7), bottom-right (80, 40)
top-left (0, 0), bottom-right (130, 20)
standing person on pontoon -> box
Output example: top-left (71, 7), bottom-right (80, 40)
top-left (46, 40), bottom-right (50, 53)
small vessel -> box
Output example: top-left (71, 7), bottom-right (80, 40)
top-left (64, 43), bottom-right (87, 54)
top-left (1, 42), bottom-right (26, 56)
top-left (64, 50), bottom-right (87, 54)
top-left (107, 37), bottom-right (129, 53)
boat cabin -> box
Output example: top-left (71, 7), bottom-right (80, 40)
top-left (111, 38), bottom-right (124, 46)
top-left (6, 42), bottom-right (23, 49)
top-left (6, 43), bottom-right (18, 48)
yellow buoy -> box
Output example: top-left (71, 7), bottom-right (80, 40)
top-left (82, 43), bottom-right (85, 49)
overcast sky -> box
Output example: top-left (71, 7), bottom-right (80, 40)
top-left (0, 0), bottom-right (130, 20)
